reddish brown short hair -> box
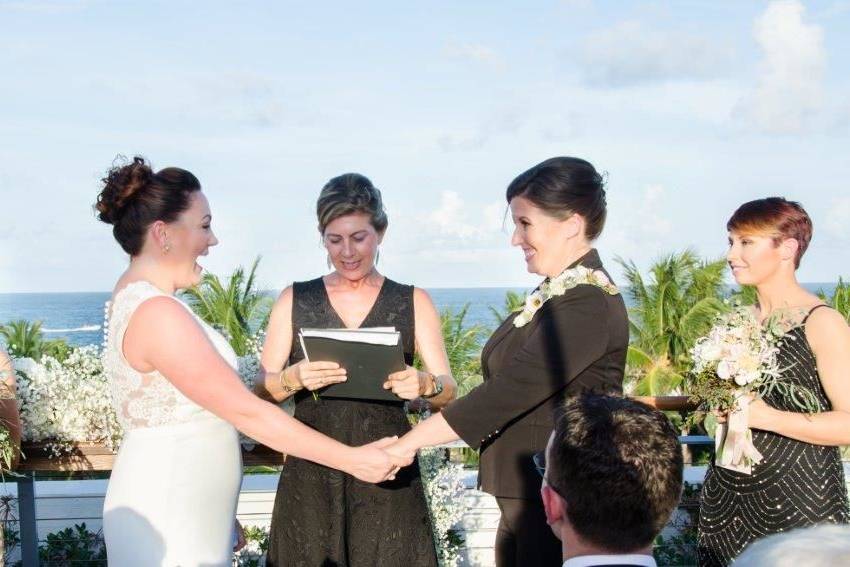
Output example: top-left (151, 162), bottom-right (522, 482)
top-left (727, 197), bottom-right (813, 268)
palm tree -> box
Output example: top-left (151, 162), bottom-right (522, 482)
top-left (618, 250), bottom-right (728, 395)
top-left (181, 257), bottom-right (273, 356)
top-left (488, 290), bottom-right (526, 325)
top-left (415, 304), bottom-right (486, 397)
top-left (0, 319), bottom-right (45, 359)
top-left (820, 278), bottom-right (850, 324)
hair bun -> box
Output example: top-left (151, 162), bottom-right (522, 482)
top-left (95, 156), bottom-right (153, 225)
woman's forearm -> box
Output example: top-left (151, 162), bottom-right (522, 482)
top-left (759, 407), bottom-right (850, 446)
top-left (227, 394), bottom-right (357, 470)
top-left (423, 374), bottom-right (457, 410)
top-left (396, 412), bottom-right (460, 454)
top-left (253, 368), bottom-right (298, 403)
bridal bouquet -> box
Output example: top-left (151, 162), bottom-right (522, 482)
top-left (687, 307), bottom-right (819, 473)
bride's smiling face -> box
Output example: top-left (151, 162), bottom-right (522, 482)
top-left (322, 213), bottom-right (383, 281)
top-left (509, 195), bottom-right (580, 277)
top-left (158, 191), bottom-right (219, 289)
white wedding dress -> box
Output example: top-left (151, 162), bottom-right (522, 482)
top-left (102, 281), bottom-right (242, 566)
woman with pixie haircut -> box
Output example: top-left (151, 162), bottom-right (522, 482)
top-left (698, 197), bottom-right (850, 566)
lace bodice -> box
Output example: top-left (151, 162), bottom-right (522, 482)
top-left (103, 281), bottom-right (238, 430)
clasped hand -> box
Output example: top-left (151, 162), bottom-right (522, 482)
top-left (349, 436), bottom-right (415, 483)
top-left (286, 360), bottom-right (347, 392)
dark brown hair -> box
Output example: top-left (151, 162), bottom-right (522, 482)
top-left (548, 394), bottom-right (683, 553)
top-left (94, 156), bottom-right (201, 255)
top-left (727, 197), bottom-right (813, 269)
top-left (506, 157), bottom-right (607, 240)
top-left (316, 173), bottom-right (388, 234)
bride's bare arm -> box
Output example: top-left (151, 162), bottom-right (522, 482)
top-left (124, 297), bottom-right (408, 481)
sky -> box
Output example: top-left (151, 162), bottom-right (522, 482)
top-left (1, 0), bottom-right (849, 293)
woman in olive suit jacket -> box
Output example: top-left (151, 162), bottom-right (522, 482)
top-left (388, 157), bottom-right (629, 567)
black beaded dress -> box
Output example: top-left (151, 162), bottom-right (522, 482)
top-left (266, 277), bottom-right (438, 567)
top-left (698, 306), bottom-right (850, 566)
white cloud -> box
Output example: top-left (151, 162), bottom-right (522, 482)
top-left (426, 191), bottom-right (504, 239)
top-left (825, 197), bottom-right (850, 240)
top-left (437, 112), bottom-right (521, 152)
top-left (578, 21), bottom-right (729, 87)
top-left (738, 0), bottom-right (825, 134)
top-left (444, 42), bottom-right (505, 71)
top-left (601, 184), bottom-right (674, 261)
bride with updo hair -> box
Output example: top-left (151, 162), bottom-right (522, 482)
top-left (97, 157), bottom-right (407, 566)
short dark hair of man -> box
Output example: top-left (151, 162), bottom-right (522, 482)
top-left (548, 394), bottom-right (683, 552)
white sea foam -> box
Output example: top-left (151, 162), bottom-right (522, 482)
top-left (43, 325), bottom-right (101, 333)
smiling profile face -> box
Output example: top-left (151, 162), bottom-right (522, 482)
top-left (160, 191), bottom-right (219, 289)
top-left (322, 212), bottom-right (383, 281)
top-left (509, 195), bottom-right (581, 277)
top-left (726, 231), bottom-right (796, 286)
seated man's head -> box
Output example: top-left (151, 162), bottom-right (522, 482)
top-left (539, 394), bottom-right (683, 553)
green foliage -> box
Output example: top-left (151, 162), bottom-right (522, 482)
top-left (820, 277), bottom-right (850, 324)
top-left (0, 320), bottom-right (70, 362)
top-left (234, 525), bottom-right (270, 567)
top-left (182, 256), bottom-right (273, 356)
top-left (730, 284), bottom-right (758, 306)
top-left (488, 290), bottom-right (526, 324)
top-left (653, 481), bottom-right (701, 566)
top-left (618, 250), bottom-right (728, 395)
top-left (37, 522), bottom-right (107, 564)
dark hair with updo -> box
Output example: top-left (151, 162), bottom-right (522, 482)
top-left (94, 156), bottom-right (202, 255)
top-left (727, 197), bottom-right (812, 269)
top-left (316, 173), bottom-right (388, 234)
top-left (506, 156), bottom-right (607, 240)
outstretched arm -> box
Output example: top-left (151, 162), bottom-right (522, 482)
top-left (125, 297), bottom-right (408, 481)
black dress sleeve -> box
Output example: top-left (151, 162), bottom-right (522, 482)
top-left (442, 285), bottom-right (610, 449)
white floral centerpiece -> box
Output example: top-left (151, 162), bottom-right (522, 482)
top-left (514, 264), bottom-right (619, 328)
top-left (687, 307), bottom-right (819, 473)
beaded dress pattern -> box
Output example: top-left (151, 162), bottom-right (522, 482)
top-left (698, 306), bottom-right (850, 566)
top-left (266, 277), bottom-right (438, 567)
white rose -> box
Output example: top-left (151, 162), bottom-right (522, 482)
top-left (549, 279), bottom-right (567, 295)
top-left (717, 360), bottom-right (732, 380)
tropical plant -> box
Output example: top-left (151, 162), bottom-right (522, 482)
top-left (0, 320), bottom-right (44, 360)
top-left (182, 256), bottom-right (273, 356)
top-left (820, 277), bottom-right (850, 324)
top-left (437, 304), bottom-right (486, 397)
top-left (618, 250), bottom-right (728, 396)
top-left (488, 290), bottom-right (526, 324)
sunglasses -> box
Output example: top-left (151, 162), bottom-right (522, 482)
top-left (533, 451), bottom-right (567, 499)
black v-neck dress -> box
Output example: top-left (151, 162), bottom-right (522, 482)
top-left (266, 277), bottom-right (438, 567)
top-left (697, 305), bottom-right (850, 566)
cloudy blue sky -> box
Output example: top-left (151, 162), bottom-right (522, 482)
top-left (1, 0), bottom-right (848, 293)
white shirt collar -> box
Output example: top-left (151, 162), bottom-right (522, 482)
top-left (563, 554), bottom-right (657, 567)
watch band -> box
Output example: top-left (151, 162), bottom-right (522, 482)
top-left (421, 373), bottom-right (444, 399)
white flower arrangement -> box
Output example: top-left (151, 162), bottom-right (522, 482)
top-left (419, 447), bottom-right (467, 567)
top-left (13, 346), bottom-right (122, 457)
top-left (688, 306), bottom-right (819, 473)
top-left (514, 264), bottom-right (619, 328)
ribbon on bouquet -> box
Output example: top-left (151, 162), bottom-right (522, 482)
top-left (714, 395), bottom-right (763, 474)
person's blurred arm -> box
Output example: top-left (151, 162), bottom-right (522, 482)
top-left (0, 349), bottom-right (22, 470)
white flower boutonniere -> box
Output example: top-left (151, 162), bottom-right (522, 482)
top-left (513, 264), bottom-right (619, 328)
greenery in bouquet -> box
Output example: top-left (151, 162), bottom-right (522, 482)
top-left (686, 306), bottom-right (820, 417)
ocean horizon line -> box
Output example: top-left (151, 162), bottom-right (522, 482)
top-left (0, 281), bottom-right (844, 296)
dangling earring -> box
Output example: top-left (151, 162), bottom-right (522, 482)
top-left (163, 242), bottom-right (171, 254)
top-left (326, 254), bottom-right (333, 270)
top-left (375, 248), bottom-right (380, 266)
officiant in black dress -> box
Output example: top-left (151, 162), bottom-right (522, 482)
top-left (387, 157), bottom-right (630, 566)
top-left (254, 173), bottom-right (457, 567)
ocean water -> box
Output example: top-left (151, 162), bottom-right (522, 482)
top-left (0, 283), bottom-right (839, 349)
